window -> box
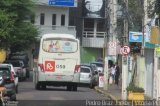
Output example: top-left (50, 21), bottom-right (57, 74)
top-left (42, 38), bottom-right (78, 53)
top-left (61, 15), bottom-right (65, 26)
top-left (40, 13), bottom-right (45, 25)
top-left (80, 67), bottom-right (90, 73)
top-left (52, 14), bottom-right (56, 25)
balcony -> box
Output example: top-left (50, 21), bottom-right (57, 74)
top-left (35, 25), bottom-right (76, 37)
top-left (82, 31), bottom-right (106, 48)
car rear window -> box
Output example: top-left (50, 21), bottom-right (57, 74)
top-left (80, 67), bottom-right (90, 73)
top-left (10, 61), bottom-right (21, 67)
top-left (91, 63), bottom-right (103, 67)
top-left (0, 68), bottom-right (10, 76)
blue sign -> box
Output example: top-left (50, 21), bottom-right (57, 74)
top-left (129, 32), bottom-right (143, 42)
top-left (49, 0), bottom-right (75, 7)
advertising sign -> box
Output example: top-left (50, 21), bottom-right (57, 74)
top-left (155, 47), bottom-right (160, 57)
top-left (129, 32), bottom-right (144, 42)
top-left (98, 75), bottom-right (104, 87)
top-left (82, 0), bottom-right (105, 18)
top-left (45, 61), bottom-right (55, 72)
top-left (49, 0), bottom-right (77, 7)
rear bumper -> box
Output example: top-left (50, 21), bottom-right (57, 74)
top-left (4, 83), bottom-right (16, 96)
top-left (38, 81), bottom-right (78, 86)
top-left (37, 72), bottom-right (80, 83)
top-left (80, 79), bottom-right (91, 84)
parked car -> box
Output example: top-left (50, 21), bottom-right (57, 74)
top-left (4, 60), bottom-right (26, 81)
top-left (90, 62), bottom-right (104, 73)
top-left (8, 52), bottom-right (30, 78)
top-left (80, 64), bottom-right (99, 88)
top-left (0, 64), bottom-right (19, 93)
top-left (0, 64), bottom-right (16, 101)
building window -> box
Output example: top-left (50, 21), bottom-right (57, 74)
top-left (40, 13), bottom-right (45, 25)
top-left (61, 14), bottom-right (65, 26)
top-left (52, 14), bottom-right (56, 25)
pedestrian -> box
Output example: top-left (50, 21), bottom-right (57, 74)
top-left (111, 64), bottom-right (116, 84)
top-left (115, 62), bottom-right (120, 85)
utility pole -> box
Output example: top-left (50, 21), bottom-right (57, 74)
top-left (103, 0), bottom-right (117, 90)
top-left (103, 0), bottom-right (109, 91)
top-left (121, 0), bottom-right (128, 100)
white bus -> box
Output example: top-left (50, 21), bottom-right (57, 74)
top-left (33, 33), bottom-right (80, 91)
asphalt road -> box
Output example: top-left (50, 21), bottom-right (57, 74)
top-left (15, 72), bottom-right (110, 106)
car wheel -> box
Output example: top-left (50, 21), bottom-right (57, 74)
top-left (66, 85), bottom-right (72, 91)
top-left (89, 83), bottom-right (94, 89)
top-left (10, 94), bottom-right (16, 101)
top-left (41, 85), bottom-right (46, 90)
top-left (73, 84), bottom-right (77, 91)
top-left (16, 85), bottom-right (18, 93)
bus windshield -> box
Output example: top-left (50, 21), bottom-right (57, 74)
top-left (42, 38), bottom-right (78, 53)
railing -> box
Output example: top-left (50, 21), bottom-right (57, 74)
top-left (35, 25), bottom-right (76, 30)
top-left (83, 31), bottom-right (106, 38)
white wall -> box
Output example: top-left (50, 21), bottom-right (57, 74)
top-left (34, 5), bottom-right (76, 37)
top-left (35, 5), bottom-right (69, 26)
top-left (144, 49), bottom-right (154, 98)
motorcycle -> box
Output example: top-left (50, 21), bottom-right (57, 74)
top-left (0, 75), bottom-right (7, 106)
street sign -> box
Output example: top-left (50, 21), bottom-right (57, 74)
top-left (120, 45), bottom-right (130, 55)
top-left (108, 41), bottom-right (117, 56)
top-left (49, 0), bottom-right (77, 7)
top-left (99, 75), bottom-right (104, 87)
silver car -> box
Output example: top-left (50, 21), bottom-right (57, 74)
top-left (80, 65), bottom-right (92, 84)
top-left (4, 60), bottom-right (26, 81)
top-left (90, 62), bottom-right (104, 73)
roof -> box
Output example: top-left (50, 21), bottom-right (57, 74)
top-left (90, 62), bottom-right (103, 64)
top-left (0, 64), bottom-right (12, 67)
top-left (42, 33), bottom-right (76, 39)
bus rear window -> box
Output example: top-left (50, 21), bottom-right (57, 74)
top-left (42, 38), bottom-right (78, 53)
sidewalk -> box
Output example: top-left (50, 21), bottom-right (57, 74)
top-left (95, 84), bottom-right (122, 101)
top-left (95, 84), bottom-right (153, 101)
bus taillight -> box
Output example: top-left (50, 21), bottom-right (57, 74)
top-left (74, 65), bottom-right (80, 73)
top-left (38, 63), bottom-right (44, 72)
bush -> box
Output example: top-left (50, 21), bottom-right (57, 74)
top-left (126, 82), bottom-right (144, 93)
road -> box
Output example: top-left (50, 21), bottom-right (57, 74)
top-left (15, 72), bottom-right (110, 106)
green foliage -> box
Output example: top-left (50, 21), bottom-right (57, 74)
top-left (128, 0), bottom-right (143, 31)
top-left (126, 82), bottom-right (144, 93)
top-left (155, 0), bottom-right (160, 15)
top-left (0, 0), bottom-right (38, 52)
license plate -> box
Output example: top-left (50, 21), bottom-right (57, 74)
top-left (56, 76), bottom-right (62, 79)
top-left (81, 75), bottom-right (87, 78)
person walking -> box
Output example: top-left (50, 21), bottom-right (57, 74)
top-left (111, 64), bottom-right (116, 84)
top-left (115, 62), bottom-right (120, 85)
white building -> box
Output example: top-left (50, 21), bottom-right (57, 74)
top-left (34, 0), bottom-right (77, 37)
top-left (28, 0), bottom-right (78, 70)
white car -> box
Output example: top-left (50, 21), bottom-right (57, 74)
top-left (80, 65), bottom-right (93, 84)
top-left (90, 62), bottom-right (104, 73)
top-left (0, 64), bottom-right (19, 93)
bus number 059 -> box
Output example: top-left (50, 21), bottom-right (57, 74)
top-left (56, 65), bottom-right (65, 69)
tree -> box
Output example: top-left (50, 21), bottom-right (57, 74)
top-left (128, 0), bottom-right (143, 31)
top-left (0, 0), bottom-right (38, 52)
top-left (155, 0), bottom-right (160, 15)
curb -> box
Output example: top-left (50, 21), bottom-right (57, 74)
top-left (94, 86), bottom-right (118, 101)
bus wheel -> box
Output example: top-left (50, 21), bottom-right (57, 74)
top-left (73, 84), bottom-right (77, 91)
top-left (41, 85), bottom-right (46, 90)
top-left (35, 83), bottom-right (40, 90)
top-left (67, 85), bottom-right (72, 91)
